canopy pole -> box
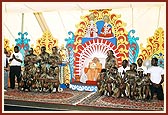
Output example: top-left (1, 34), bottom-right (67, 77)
top-left (131, 4), bottom-right (134, 28)
top-left (157, 6), bottom-right (161, 28)
top-left (21, 13), bottom-right (24, 33)
top-left (34, 12), bottom-right (50, 33)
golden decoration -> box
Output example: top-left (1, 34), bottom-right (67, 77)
top-left (110, 14), bottom-right (129, 60)
top-left (4, 38), bottom-right (14, 55)
top-left (74, 9), bottom-right (129, 79)
top-left (33, 31), bottom-right (58, 55)
top-left (63, 65), bottom-right (70, 84)
top-left (138, 27), bottom-right (164, 60)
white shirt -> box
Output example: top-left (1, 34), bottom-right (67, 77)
top-left (118, 66), bottom-right (130, 73)
top-left (118, 66), bottom-right (130, 78)
top-left (9, 52), bottom-right (23, 66)
top-left (147, 66), bottom-right (164, 84)
top-left (4, 54), bottom-right (6, 67)
top-left (137, 65), bottom-right (148, 74)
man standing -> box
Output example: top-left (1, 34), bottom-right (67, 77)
top-left (105, 50), bottom-right (118, 70)
top-left (9, 46), bottom-right (23, 89)
top-left (4, 48), bottom-right (9, 91)
top-left (147, 57), bottom-right (164, 100)
top-left (24, 48), bottom-right (37, 66)
top-left (38, 46), bottom-right (50, 74)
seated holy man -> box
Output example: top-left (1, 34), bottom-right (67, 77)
top-left (85, 57), bottom-right (102, 81)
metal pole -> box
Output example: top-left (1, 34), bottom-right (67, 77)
top-left (21, 13), bottom-right (24, 33)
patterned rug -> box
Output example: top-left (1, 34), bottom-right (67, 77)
top-left (4, 89), bottom-right (164, 111)
top-left (77, 92), bottom-right (164, 111)
top-left (4, 88), bottom-right (91, 105)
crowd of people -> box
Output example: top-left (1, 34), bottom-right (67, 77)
top-left (97, 50), bottom-right (164, 101)
top-left (4, 47), bottom-right (164, 101)
top-left (4, 46), bottom-right (63, 93)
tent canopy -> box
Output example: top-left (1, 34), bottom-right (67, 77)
top-left (3, 2), bottom-right (164, 13)
top-left (2, 2), bottom-right (166, 48)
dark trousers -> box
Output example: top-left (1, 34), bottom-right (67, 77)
top-left (9, 66), bottom-right (21, 89)
top-left (149, 84), bottom-right (164, 100)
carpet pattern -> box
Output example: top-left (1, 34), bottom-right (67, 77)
top-left (4, 89), bottom-right (164, 111)
top-left (4, 89), bottom-right (91, 105)
top-left (77, 92), bottom-right (164, 111)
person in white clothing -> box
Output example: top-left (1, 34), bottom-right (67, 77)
top-left (118, 59), bottom-right (130, 78)
top-left (118, 60), bottom-right (130, 97)
top-left (147, 57), bottom-right (164, 100)
top-left (137, 58), bottom-right (148, 75)
top-left (9, 46), bottom-right (23, 89)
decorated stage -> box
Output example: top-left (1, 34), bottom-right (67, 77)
top-left (3, 9), bottom-right (165, 112)
top-left (4, 86), bottom-right (164, 112)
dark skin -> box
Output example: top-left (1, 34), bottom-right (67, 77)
top-left (120, 60), bottom-right (128, 75)
top-left (41, 47), bottom-right (46, 54)
top-left (137, 58), bottom-right (143, 67)
top-left (106, 50), bottom-right (118, 67)
top-left (28, 48), bottom-right (37, 63)
top-left (4, 48), bottom-right (8, 54)
top-left (50, 47), bottom-right (62, 65)
top-left (122, 60), bottom-right (128, 69)
top-left (9, 47), bottom-right (22, 63)
top-left (29, 48), bottom-right (34, 55)
top-left (38, 46), bottom-right (49, 63)
top-left (147, 58), bottom-right (164, 88)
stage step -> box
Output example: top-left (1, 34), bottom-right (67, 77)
top-left (69, 83), bottom-right (98, 92)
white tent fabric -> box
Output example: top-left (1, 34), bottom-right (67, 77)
top-left (2, 2), bottom-right (166, 48)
